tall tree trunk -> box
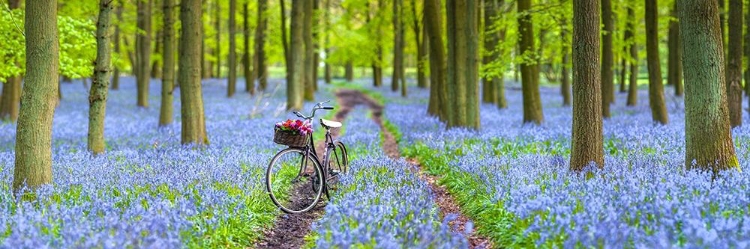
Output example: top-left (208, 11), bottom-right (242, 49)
top-left (518, 0), bottom-right (544, 124)
top-left (0, 76), bottom-right (21, 121)
top-left (625, 4), bottom-right (638, 106)
top-left (112, 0), bottom-right (122, 90)
top-left (645, 0), bottom-right (669, 124)
top-left (281, 0), bottom-right (292, 88)
top-left (312, 0), bottom-right (320, 92)
top-left (215, 0), bottom-right (222, 78)
top-left (668, 1), bottom-right (684, 96)
top-left (136, 0), bottom-right (152, 107)
top-left (244, 2), bottom-right (255, 94)
top-left (482, 0), bottom-right (497, 104)
top-left (727, 0), bottom-right (742, 127)
top-left (89, 0), bottom-right (113, 154)
top-left (14, 0), bottom-right (58, 192)
top-left (345, 61), bottom-right (354, 82)
top-left (303, 0), bottom-right (314, 101)
top-left (570, 0), bottom-right (603, 171)
top-left (745, 0), bottom-right (750, 95)
top-left (288, 0), bottom-right (305, 110)
top-left (324, 0), bottom-right (332, 84)
top-left (619, 56), bottom-right (627, 92)
top-left (371, 1), bottom-right (384, 87)
top-left (392, 0), bottom-right (403, 93)
top-left (160, 0), bottom-right (175, 126)
top-left (681, 0), bottom-right (739, 173)
top-left (425, 0), bottom-right (449, 121)
top-left (446, 0), bottom-right (479, 128)
top-left (180, 0), bottom-right (209, 145)
top-left (227, 0), bottom-right (237, 97)
top-left (412, 0), bottom-right (427, 89)
top-left (720, 0), bottom-right (727, 47)
top-left (601, 0), bottom-right (614, 117)
top-left (151, 30), bottom-right (162, 79)
top-left (561, 28), bottom-right (572, 107)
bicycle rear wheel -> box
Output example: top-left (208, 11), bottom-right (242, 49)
top-left (324, 141), bottom-right (349, 199)
top-left (266, 147), bottom-right (324, 213)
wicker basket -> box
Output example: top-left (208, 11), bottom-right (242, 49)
top-left (273, 128), bottom-right (308, 147)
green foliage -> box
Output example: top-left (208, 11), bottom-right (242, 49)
top-left (0, 7), bottom-right (25, 82)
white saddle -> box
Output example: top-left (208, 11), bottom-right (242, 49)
top-left (320, 119), bottom-right (342, 128)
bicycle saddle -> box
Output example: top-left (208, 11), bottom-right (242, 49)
top-left (320, 119), bottom-right (342, 128)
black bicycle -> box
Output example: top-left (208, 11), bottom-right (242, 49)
top-left (266, 101), bottom-right (349, 213)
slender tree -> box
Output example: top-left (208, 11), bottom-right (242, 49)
top-left (425, 0), bottom-right (449, 121)
top-left (243, 2), bottom-right (254, 94)
top-left (89, 0), bottom-right (114, 154)
top-left (411, 0), bottom-right (427, 89)
top-left (160, 0), bottom-right (175, 126)
top-left (392, 0), bottom-right (404, 93)
top-left (151, 30), bottom-right (162, 79)
top-left (215, 0), bottom-right (222, 78)
top-left (345, 61), bottom-right (354, 82)
top-left (255, 0), bottom-right (268, 91)
top-left (668, 1), bottom-right (683, 96)
top-left (227, 0), bottom-right (238, 97)
top-left (136, 0), bottom-right (152, 107)
top-left (645, 0), bottom-right (668, 124)
top-left (482, 0), bottom-right (498, 104)
top-left (601, 0), bottom-right (614, 117)
top-left (681, 0), bottom-right (740, 173)
top-left (180, 0), bottom-right (209, 144)
top-left (280, 0), bottom-right (291, 87)
top-left (625, 3), bottom-right (638, 106)
top-left (303, 0), bottom-right (315, 101)
top-left (745, 0), bottom-right (750, 95)
top-left (370, 1), bottom-right (384, 87)
top-left (446, 0), bottom-right (479, 128)
top-left (570, 0), bottom-right (603, 171)
top-left (288, 0), bottom-right (305, 110)
top-left (112, 1), bottom-right (122, 90)
top-left (561, 31), bottom-right (571, 107)
top-left (324, 0), bottom-right (332, 84)
top-left (518, 0), bottom-right (544, 124)
top-left (727, 0), bottom-right (742, 127)
top-left (14, 0), bottom-right (58, 192)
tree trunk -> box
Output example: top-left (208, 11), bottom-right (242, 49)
top-left (561, 47), bottom-right (571, 107)
top-left (324, 0), bottom-right (332, 84)
top-left (727, 0), bottom-right (742, 127)
top-left (745, 0), bottom-right (750, 95)
top-left (89, 0), bottom-right (113, 154)
top-left (518, 0), bottom-right (544, 124)
top-left (570, 0), bottom-right (604, 171)
top-left (180, 0), bottom-right (209, 145)
top-left (619, 56), bottom-right (627, 93)
top-left (446, 0), bottom-right (479, 129)
top-left (14, 0), bottom-right (58, 192)
top-left (215, 0), bottom-right (222, 78)
top-left (288, 0), bottom-right (305, 110)
top-left (112, 1), bottom-right (122, 90)
top-left (412, 0), bottom-right (427, 89)
top-left (345, 61), bottom-right (354, 81)
top-left (312, 0), bottom-right (320, 92)
top-left (371, 1), bottom-right (383, 87)
top-left (720, 0), bottom-right (727, 47)
top-left (136, 0), bottom-right (152, 107)
top-left (392, 0), bottom-right (403, 93)
top-left (227, 0), bottom-right (237, 97)
top-left (681, 0), bottom-right (739, 173)
top-left (645, 0), bottom-right (669, 124)
top-left (668, 1), bottom-right (684, 96)
top-left (303, 0), bottom-right (314, 101)
top-left (280, 0), bottom-right (290, 76)
top-left (482, 0), bottom-right (497, 104)
top-left (151, 30), bottom-right (162, 79)
top-left (244, 2), bottom-right (255, 94)
top-left (425, 0), bottom-right (449, 122)
top-left (160, 0), bottom-right (175, 126)
top-left (626, 5), bottom-right (638, 106)
top-left (601, 0), bottom-right (613, 117)
top-left (0, 76), bottom-right (21, 121)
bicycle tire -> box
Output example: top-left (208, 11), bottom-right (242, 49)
top-left (323, 141), bottom-right (349, 199)
top-left (266, 147), bottom-right (324, 214)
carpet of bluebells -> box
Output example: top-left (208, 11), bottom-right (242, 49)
top-left (370, 81), bottom-right (750, 248)
top-left (0, 78), bottom-right (334, 247)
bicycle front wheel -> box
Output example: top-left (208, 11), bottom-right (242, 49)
top-left (324, 141), bottom-right (349, 198)
top-left (266, 148), bottom-right (324, 214)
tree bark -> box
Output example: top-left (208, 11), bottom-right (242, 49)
top-left (570, 0), bottom-right (604, 171)
top-left (446, 0), bottom-right (479, 128)
top-left (2, 0), bottom-right (29, 120)
top-left (745, 0), bottom-right (750, 95)
top-left (645, 0), bottom-right (669, 124)
top-left (392, 0), bottom-right (403, 93)
top-left (412, 0), bottom-right (427, 89)
top-left (601, 0), bottom-right (613, 118)
top-left (215, 0), bottom-right (222, 78)
top-left (151, 29), bottom-right (162, 79)
top-left (668, 0), bottom-right (684, 96)
top-left (324, 0), bottom-right (332, 84)
top-left (681, 0), bottom-right (739, 173)
top-left (14, 0), bottom-right (58, 192)
top-left (518, 0), bottom-right (544, 124)
top-left (112, 0), bottom-right (122, 90)
top-left (160, 0), bottom-right (175, 126)
top-left (288, 0), bottom-right (305, 110)
top-left (345, 61), bottom-right (354, 82)
top-left (303, 0), bottom-right (315, 101)
top-left (727, 0), bottom-right (742, 127)
top-left (89, 0), bottom-right (113, 154)
top-left (562, 44), bottom-right (571, 107)
top-left (244, 2), bottom-right (255, 94)
top-left (227, 0), bottom-right (237, 97)
top-left (619, 56), bottom-right (627, 93)
top-left (425, 0), bottom-right (449, 122)
top-left (136, 0), bottom-right (152, 107)
top-left (180, 0), bottom-right (209, 145)
top-left (625, 4), bottom-right (638, 106)
top-left (482, 0), bottom-right (497, 104)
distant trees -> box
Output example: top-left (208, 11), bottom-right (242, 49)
top-left (180, 0), bottom-right (209, 144)
top-left (727, 0), bottom-right (742, 127)
top-left (601, 0), bottom-right (614, 118)
top-left (680, 0), bottom-right (739, 173)
top-left (227, 0), bottom-right (238, 97)
top-left (14, 0), bottom-right (58, 192)
top-left (518, 0), bottom-right (544, 124)
top-left (0, 0), bottom-right (22, 122)
top-left (88, 0), bottom-right (114, 155)
top-left (255, 0), bottom-right (268, 92)
top-left (136, 0), bottom-right (152, 107)
top-left (645, 0), bottom-right (668, 124)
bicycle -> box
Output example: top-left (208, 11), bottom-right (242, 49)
top-left (266, 101), bottom-right (349, 214)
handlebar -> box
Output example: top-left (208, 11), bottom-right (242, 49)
top-left (293, 101), bottom-right (335, 120)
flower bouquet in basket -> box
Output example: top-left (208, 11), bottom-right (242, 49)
top-left (273, 119), bottom-right (313, 147)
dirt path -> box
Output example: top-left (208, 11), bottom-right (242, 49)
top-left (341, 90), bottom-right (492, 248)
top-left (254, 91), bottom-right (353, 249)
